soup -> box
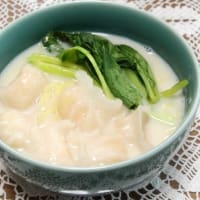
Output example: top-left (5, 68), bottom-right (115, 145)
top-left (0, 33), bottom-right (185, 167)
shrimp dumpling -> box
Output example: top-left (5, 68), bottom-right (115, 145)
top-left (0, 110), bottom-right (31, 149)
top-left (0, 66), bottom-right (47, 109)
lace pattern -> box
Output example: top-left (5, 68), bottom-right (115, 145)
top-left (0, 0), bottom-right (200, 199)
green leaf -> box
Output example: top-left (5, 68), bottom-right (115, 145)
top-left (115, 44), bottom-right (160, 103)
top-left (124, 68), bottom-right (147, 98)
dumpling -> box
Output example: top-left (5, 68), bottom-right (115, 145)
top-left (87, 135), bottom-right (128, 166)
top-left (65, 130), bottom-right (127, 167)
top-left (57, 85), bottom-right (85, 119)
top-left (0, 110), bottom-right (31, 149)
top-left (26, 121), bottom-right (74, 166)
top-left (0, 66), bottom-right (47, 109)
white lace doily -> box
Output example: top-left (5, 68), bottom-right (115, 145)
top-left (0, 0), bottom-right (200, 199)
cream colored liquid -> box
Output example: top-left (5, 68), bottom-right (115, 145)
top-left (0, 34), bottom-right (185, 167)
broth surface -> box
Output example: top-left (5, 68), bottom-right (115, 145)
top-left (0, 34), bottom-right (185, 167)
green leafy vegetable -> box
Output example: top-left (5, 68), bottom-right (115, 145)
top-left (114, 45), bottom-right (160, 103)
top-left (102, 48), bottom-right (142, 108)
top-left (124, 68), bottom-right (147, 98)
top-left (27, 31), bottom-right (189, 109)
top-left (41, 31), bottom-right (151, 107)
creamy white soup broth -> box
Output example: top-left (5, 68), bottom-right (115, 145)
top-left (0, 34), bottom-right (185, 167)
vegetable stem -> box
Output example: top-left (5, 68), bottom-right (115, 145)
top-left (161, 80), bottom-right (189, 97)
top-left (29, 57), bottom-right (76, 78)
top-left (61, 46), bottom-right (113, 98)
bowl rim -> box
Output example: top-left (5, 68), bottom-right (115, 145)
top-left (0, 0), bottom-right (200, 173)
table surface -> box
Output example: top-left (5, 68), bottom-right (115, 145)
top-left (0, 0), bottom-right (200, 199)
